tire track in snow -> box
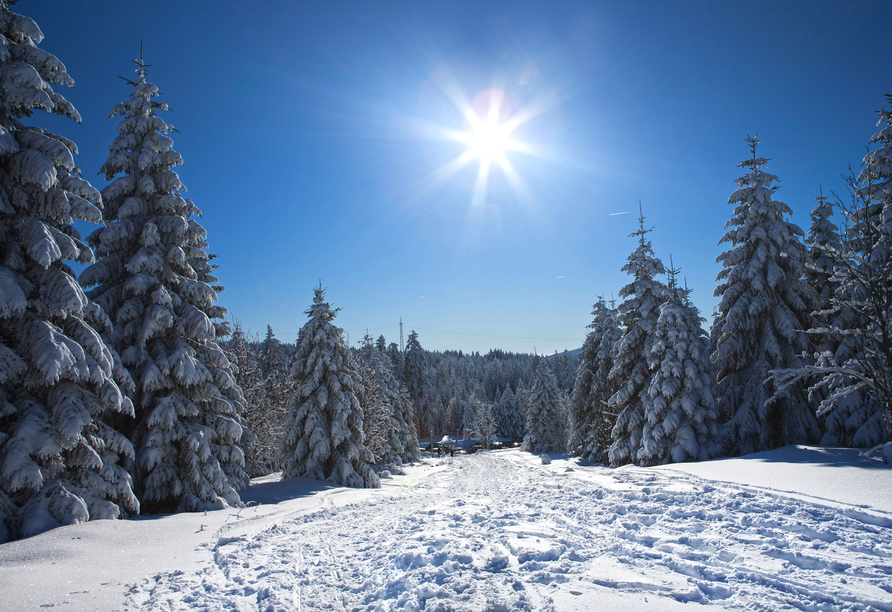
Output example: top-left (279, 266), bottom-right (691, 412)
top-left (123, 451), bottom-right (892, 611)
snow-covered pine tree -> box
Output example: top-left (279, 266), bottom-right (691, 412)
top-left (355, 344), bottom-right (395, 467)
top-left (838, 92), bottom-right (892, 444)
top-left (460, 389), bottom-right (477, 438)
top-left (468, 397), bottom-right (497, 449)
top-left (230, 323), bottom-right (278, 476)
top-left (805, 189), bottom-right (842, 318)
top-left (80, 57), bottom-right (247, 511)
top-left (638, 265), bottom-right (719, 466)
top-left (712, 136), bottom-right (819, 455)
top-left (608, 209), bottom-right (667, 467)
top-left (800, 190), bottom-right (865, 447)
top-left (253, 325), bottom-right (289, 472)
top-left (774, 93), bottom-right (892, 447)
top-left (522, 358), bottom-right (564, 453)
top-left (0, 4), bottom-right (140, 542)
top-left (494, 387), bottom-right (524, 441)
top-left (387, 341), bottom-right (403, 382)
top-left (569, 297), bottom-right (621, 464)
top-left (381, 362), bottom-right (420, 464)
top-left (280, 285), bottom-right (379, 488)
top-left (404, 330), bottom-right (433, 437)
top-left (356, 334), bottom-right (419, 466)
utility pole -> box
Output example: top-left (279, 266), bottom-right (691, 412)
top-left (400, 317), bottom-right (404, 353)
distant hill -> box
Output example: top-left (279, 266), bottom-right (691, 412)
top-left (546, 347), bottom-right (582, 359)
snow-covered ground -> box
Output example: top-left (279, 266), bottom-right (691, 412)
top-left (1, 446), bottom-right (890, 611)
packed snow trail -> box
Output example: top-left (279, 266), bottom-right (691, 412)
top-left (124, 450), bottom-right (892, 611)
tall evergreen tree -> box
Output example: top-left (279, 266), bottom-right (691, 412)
top-left (355, 343), bottom-right (396, 466)
top-left (570, 297), bottom-right (621, 463)
top-left (403, 330), bottom-right (425, 399)
top-left (387, 341), bottom-right (403, 382)
top-left (608, 209), bottom-right (667, 467)
top-left (254, 325), bottom-right (289, 471)
top-left (522, 358), bottom-right (564, 453)
top-left (404, 330), bottom-right (432, 437)
top-left (801, 190), bottom-right (868, 447)
top-left (494, 387), bottom-right (524, 441)
top-left (805, 190), bottom-right (842, 316)
top-left (711, 136), bottom-right (819, 455)
top-left (775, 94), bottom-right (892, 446)
top-left (356, 334), bottom-right (419, 466)
top-left (0, 4), bottom-right (139, 542)
top-left (80, 57), bottom-right (247, 511)
top-left (280, 285), bottom-right (379, 488)
top-left (230, 323), bottom-right (281, 476)
top-left (639, 267), bottom-right (719, 466)
top-left (468, 397), bottom-right (497, 449)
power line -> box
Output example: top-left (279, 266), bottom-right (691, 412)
top-left (246, 324), bottom-right (581, 343)
top-left (410, 326), bottom-right (582, 342)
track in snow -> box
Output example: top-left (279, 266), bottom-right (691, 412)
top-left (124, 450), bottom-right (892, 611)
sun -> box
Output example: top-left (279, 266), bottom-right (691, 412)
top-left (457, 88), bottom-right (520, 168)
top-left (413, 75), bottom-right (551, 210)
top-left (466, 117), bottom-right (511, 163)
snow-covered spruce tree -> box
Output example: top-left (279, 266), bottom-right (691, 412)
top-left (229, 323), bottom-right (285, 477)
top-left (569, 297), bottom-right (621, 463)
top-left (494, 387), bottom-right (524, 441)
top-left (711, 136), bottom-right (819, 455)
top-left (404, 330), bottom-right (434, 437)
top-left (387, 341), bottom-right (403, 382)
top-left (280, 286), bottom-right (379, 488)
top-left (522, 358), bottom-right (564, 453)
top-left (774, 92), bottom-right (892, 447)
top-left (356, 334), bottom-right (419, 467)
top-left (378, 356), bottom-right (420, 463)
top-left (638, 267), bottom-right (719, 466)
top-left (403, 331), bottom-right (424, 398)
top-left (248, 325), bottom-right (289, 473)
top-left (607, 210), bottom-right (667, 467)
top-left (800, 190), bottom-right (862, 446)
top-left (80, 58), bottom-right (247, 511)
top-left (468, 397), bottom-right (497, 449)
top-left (0, 4), bottom-right (140, 542)
top-left (805, 190), bottom-right (842, 321)
top-left (828, 93), bottom-right (892, 445)
top-left (355, 348), bottom-right (395, 467)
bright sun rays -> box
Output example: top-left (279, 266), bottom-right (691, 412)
top-left (413, 69), bottom-right (551, 211)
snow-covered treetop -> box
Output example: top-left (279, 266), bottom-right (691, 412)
top-left (617, 207), bottom-right (666, 315)
top-left (0, 3), bottom-right (103, 267)
top-left (726, 135), bottom-right (788, 218)
top-left (716, 135), bottom-right (807, 296)
top-left (858, 90), bottom-right (892, 203)
top-left (81, 53), bottom-right (226, 330)
top-left (98, 57), bottom-right (180, 188)
top-left (806, 189), bottom-right (840, 252)
top-left (305, 283), bottom-right (340, 322)
top-left (663, 256), bottom-right (684, 303)
top-left (0, 5), bottom-right (80, 122)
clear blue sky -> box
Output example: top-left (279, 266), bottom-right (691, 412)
top-left (26, 0), bottom-right (892, 353)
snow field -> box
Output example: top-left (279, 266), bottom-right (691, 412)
top-left (122, 449), bottom-right (892, 611)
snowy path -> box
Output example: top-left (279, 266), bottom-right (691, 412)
top-left (123, 450), bottom-right (892, 611)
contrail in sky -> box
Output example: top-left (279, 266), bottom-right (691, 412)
top-left (609, 211), bottom-right (632, 216)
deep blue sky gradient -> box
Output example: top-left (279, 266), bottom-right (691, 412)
top-left (24, 0), bottom-right (892, 353)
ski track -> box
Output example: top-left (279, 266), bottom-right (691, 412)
top-left (123, 452), bottom-right (892, 611)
